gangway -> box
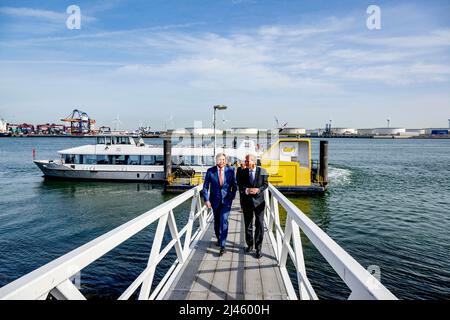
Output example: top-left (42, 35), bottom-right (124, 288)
top-left (0, 184), bottom-right (396, 300)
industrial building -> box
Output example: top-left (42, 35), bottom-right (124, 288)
top-left (357, 128), bottom-right (375, 136)
top-left (331, 127), bottom-right (357, 135)
top-left (279, 127), bottom-right (306, 135)
top-left (373, 127), bottom-right (406, 135)
top-left (424, 128), bottom-right (450, 135)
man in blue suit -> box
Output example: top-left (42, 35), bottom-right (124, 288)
top-left (203, 153), bottom-right (237, 256)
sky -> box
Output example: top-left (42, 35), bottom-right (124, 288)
top-left (0, 0), bottom-right (449, 130)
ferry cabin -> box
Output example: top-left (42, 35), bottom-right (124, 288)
top-left (61, 136), bottom-right (240, 167)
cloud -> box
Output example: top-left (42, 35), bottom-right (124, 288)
top-left (346, 29), bottom-right (450, 48)
top-left (1, 3), bottom-right (450, 128)
top-left (2, 19), bottom-right (449, 88)
top-left (0, 7), bottom-right (65, 21)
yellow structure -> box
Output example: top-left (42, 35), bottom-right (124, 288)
top-left (261, 138), bottom-right (312, 187)
top-left (190, 172), bottom-right (204, 186)
top-left (166, 138), bottom-right (325, 194)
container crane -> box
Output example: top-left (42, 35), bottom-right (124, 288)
top-left (61, 109), bottom-right (95, 134)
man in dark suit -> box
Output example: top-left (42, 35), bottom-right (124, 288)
top-left (203, 153), bottom-right (237, 256)
top-left (236, 161), bottom-right (246, 206)
top-left (238, 154), bottom-right (269, 258)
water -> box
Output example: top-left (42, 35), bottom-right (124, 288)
top-left (0, 137), bottom-right (449, 299)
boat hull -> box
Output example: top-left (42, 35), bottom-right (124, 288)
top-left (33, 160), bottom-right (167, 181)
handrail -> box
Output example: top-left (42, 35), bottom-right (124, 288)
top-left (264, 184), bottom-right (397, 300)
top-left (0, 185), bottom-right (209, 300)
top-left (0, 183), bottom-right (397, 300)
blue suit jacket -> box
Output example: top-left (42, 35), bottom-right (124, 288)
top-left (202, 166), bottom-right (237, 209)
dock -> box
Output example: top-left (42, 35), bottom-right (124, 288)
top-left (164, 201), bottom-right (288, 300)
top-left (0, 184), bottom-right (396, 300)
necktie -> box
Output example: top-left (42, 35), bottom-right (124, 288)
top-left (250, 170), bottom-right (254, 185)
top-left (219, 168), bottom-right (223, 186)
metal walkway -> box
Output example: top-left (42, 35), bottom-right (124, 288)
top-left (0, 184), bottom-right (397, 300)
top-left (164, 201), bottom-right (288, 300)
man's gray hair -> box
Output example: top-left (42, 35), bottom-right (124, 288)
top-left (245, 154), bottom-right (257, 161)
top-left (216, 153), bottom-right (227, 160)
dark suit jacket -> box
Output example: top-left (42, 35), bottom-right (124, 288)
top-left (236, 166), bottom-right (246, 194)
top-left (238, 166), bottom-right (269, 208)
top-left (202, 166), bottom-right (237, 209)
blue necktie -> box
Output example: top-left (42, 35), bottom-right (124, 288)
top-left (250, 170), bottom-right (254, 185)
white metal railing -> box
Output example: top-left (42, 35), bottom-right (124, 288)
top-left (263, 184), bottom-right (397, 300)
top-left (0, 185), bottom-right (210, 300)
top-left (0, 183), bottom-right (397, 300)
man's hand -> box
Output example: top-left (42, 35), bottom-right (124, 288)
top-left (248, 188), bottom-right (259, 195)
top-left (205, 201), bottom-right (212, 208)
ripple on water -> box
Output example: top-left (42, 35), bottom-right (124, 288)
top-left (328, 166), bottom-right (352, 187)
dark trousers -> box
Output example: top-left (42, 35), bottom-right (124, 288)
top-left (243, 202), bottom-right (265, 251)
top-left (212, 203), bottom-right (231, 248)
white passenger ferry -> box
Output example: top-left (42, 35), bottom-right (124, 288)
top-left (33, 135), bottom-right (259, 181)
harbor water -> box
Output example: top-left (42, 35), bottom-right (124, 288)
top-left (0, 137), bottom-right (449, 299)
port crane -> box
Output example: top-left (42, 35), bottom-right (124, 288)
top-left (274, 116), bottom-right (288, 132)
top-left (61, 109), bottom-right (95, 134)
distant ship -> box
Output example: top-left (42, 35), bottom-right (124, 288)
top-left (0, 119), bottom-right (11, 137)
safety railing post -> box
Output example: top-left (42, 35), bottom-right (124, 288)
top-left (138, 213), bottom-right (169, 300)
top-left (272, 196), bottom-right (282, 262)
top-left (183, 189), bottom-right (198, 259)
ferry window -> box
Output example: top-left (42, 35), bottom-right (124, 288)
top-left (172, 155), bottom-right (193, 165)
top-left (141, 155), bottom-right (155, 165)
top-left (128, 155), bottom-right (140, 165)
top-left (114, 155), bottom-right (127, 165)
top-left (132, 137), bottom-right (141, 145)
top-left (228, 156), bottom-right (239, 165)
top-left (75, 155), bottom-right (83, 164)
top-left (116, 137), bottom-right (129, 145)
top-left (105, 137), bottom-right (112, 145)
top-left (97, 137), bottom-right (106, 144)
top-left (64, 154), bottom-right (75, 164)
top-left (85, 155), bottom-right (97, 164)
top-left (155, 155), bottom-right (164, 165)
top-left (172, 156), bottom-right (185, 165)
top-left (205, 156), bottom-right (214, 166)
top-left (96, 155), bottom-right (109, 164)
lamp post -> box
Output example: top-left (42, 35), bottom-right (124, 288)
top-left (213, 105), bottom-right (227, 157)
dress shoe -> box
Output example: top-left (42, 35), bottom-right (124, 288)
top-left (245, 246), bottom-right (253, 253)
top-left (255, 250), bottom-right (262, 259)
top-left (219, 247), bottom-right (226, 256)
